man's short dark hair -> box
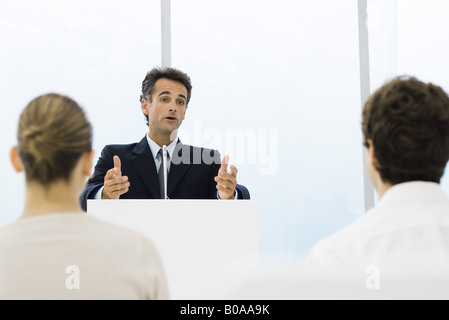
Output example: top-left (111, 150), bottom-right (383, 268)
top-left (140, 66), bottom-right (193, 126)
top-left (362, 75), bottom-right (449, 184)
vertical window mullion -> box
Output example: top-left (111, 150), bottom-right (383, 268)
top-left (161, 0), bottom-right (171, 67)
top-left (358, 0), bottom-right (375, 211)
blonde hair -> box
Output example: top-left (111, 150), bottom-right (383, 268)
top-left (17, 93), bottom-right (92, 184)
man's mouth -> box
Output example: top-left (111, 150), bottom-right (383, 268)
top-left (165, 116), bottom-right (177, 121)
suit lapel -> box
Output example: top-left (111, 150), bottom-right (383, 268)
top-left (167, 141), bottom-right (192, 197)
top-left (131, 137), bottom-right (160, 198)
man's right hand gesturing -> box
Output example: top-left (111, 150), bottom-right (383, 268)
top-left (102, 155), bottom-right (130, 199)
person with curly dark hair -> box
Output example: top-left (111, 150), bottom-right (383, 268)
top-left (303, 76), bottom-right (449, 287)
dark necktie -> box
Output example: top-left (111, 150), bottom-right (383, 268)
top-left (157, 149), bottom-right (168, 199)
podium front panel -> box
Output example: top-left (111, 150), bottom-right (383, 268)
top-left (87, 199), bottom-right (258, 299)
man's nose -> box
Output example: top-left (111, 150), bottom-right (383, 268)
top-left (168, 102), bottom-right (178, 112)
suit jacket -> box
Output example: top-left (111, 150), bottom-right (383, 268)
top-left (80, 137), bottom-right (250, 211)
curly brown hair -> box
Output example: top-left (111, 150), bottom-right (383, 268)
top-left (362, 76), bottom-right (449, 184)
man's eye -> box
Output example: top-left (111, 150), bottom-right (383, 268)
top-left (178, 100), bottom-right (185, 105)
top-left (161, 97), bottom-right (168, 102)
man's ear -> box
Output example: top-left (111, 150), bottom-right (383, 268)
top-left (10, 146), bottom-right (23, 173)
top-left (367, 139), bottom-right (378, 168)
top-left (82, 150), bottom-right (95, 177)
top-left (142, 98), bottom-right (149, 115)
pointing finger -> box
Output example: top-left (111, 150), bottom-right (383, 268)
top-left (220, 155), bottom-right (229, 173)
top-left (113, 155), bottom-right (121, 176)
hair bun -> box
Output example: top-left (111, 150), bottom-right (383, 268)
top-left (19, 124), bottom-right (56, 162)
top-left (17, 93), bottom-right (92, 184)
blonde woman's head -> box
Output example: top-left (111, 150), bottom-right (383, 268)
top-left (13, 93), bottom-right (92, 184)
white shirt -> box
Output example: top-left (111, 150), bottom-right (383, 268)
top-left (0, 213), bottom-right (169, 300)
top-left (302, 181), bottom-right (449, 280)
top-left (146, 134), bottom-right (178, 173)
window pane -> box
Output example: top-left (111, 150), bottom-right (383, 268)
top-left (368, 0), bottom-right (449, 195)
top-left (0, 0), bottom-right (161, 226)
top-left (396, 0), bottom-right (449, 192)
top-left (172, 0), bottom-right (365, 268)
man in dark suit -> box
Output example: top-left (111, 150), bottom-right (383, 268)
top-left (80, 67), bottom-right (249, 211)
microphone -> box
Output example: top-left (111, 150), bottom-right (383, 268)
top-left (162, 145), bottom-right (168, 199)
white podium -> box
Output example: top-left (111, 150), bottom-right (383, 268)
top-left (87, 199), bottom-right (259, 300)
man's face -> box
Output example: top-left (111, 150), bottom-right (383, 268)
top-left (142, 78), bottom-right (188, 140)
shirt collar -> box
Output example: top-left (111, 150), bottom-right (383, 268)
top-left (377, 181), bottom-right (449, 207)
top-left (146, 134), bottom-right (178, 160)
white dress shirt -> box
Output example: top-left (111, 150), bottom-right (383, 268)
top-left (302, 181), bottom-right (449, 280)
top-left (146, 134), bottom-right (177, 173)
